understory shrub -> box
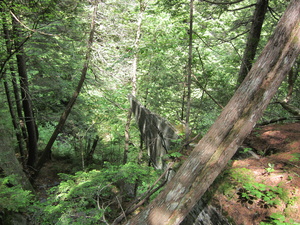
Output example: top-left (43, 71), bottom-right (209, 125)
top-left (0, 175), bottom-right (34, 212)
top-left (30, 162), bottom-right (159, 224)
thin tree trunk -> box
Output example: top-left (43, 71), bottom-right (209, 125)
top-left (185, 0), bottom-right (193, 141)
top-left (127, 1), bottom-right (300, 224)
top-left (2, 13), bottom-right (26, 161)
top-left (124, 1), bottom-right (146, 164)
top-left (35, 2), bottom-right (98, 173)
top-left (3, 73), bottom-right (25, 161)
top-left (285, 60), bottom-right (298, 102)
top-left (12, 17), bottom-right (39, 168)
top-left (237, 0), bottom-right (268, 86)
top-left (86, 135), bottom-right (99, 165)
top-left (180, 84), bottom-right (186, 122)
top-left (11, 68), bottom-right (28, 145)
top-left (278, 101), bottom-right (300, 116)
top-left (15, 49), bottom-right (39, 168)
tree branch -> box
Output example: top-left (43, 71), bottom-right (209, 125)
top-left (201, 0), bottom-right (245, 5)
top-left (227, 3), bottom-right (256, 12)
top-left (35, 1), bottom-right (99, 174)
top-left (112, 163), bottom-right (173, 225)
top-left (10, 10), bottom-right (56, 37)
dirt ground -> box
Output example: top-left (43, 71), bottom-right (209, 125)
top-left (212, 122), bottom-right (300, 225)
top-left (34, 122), bottom-right (300, 224)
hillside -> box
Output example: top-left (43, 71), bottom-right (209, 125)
top-left (211, 122), bottom-right (300, 225)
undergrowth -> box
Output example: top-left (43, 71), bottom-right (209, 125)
top-left (29, 162), bottom-right (160, 224)
top-left (216, 167), bottom-right (297, 224)
top-left (0, 175), bottom-right (34, 212)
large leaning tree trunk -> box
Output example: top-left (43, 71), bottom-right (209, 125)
top-left (126, 1), bottom-right (300, 224)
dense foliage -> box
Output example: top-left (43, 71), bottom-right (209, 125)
top-left (0, 0), bottom-right (299, 224)
top-left (30, 163), bottom-right (159, 224)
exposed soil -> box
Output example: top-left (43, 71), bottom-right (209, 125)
top-left (212, 122), bottom-right (300, 225)
top-left (33, 122), bottom-right (300, 224)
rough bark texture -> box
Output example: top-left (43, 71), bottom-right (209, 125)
top-left (127, 1), bottom-right (300, 224)
top-left (237, 0), bottom-right (268, 85)
top-left (181, 199), bottom-right (231, 225)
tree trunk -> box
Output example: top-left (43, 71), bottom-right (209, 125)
top-left (86, 135), bottom-right (100, 165)
top-left (185, 0), bottom-right (193, 141)
top-left (15, 49), bottom-right (39, 168)
top-left (2, 15), bottom-right (26, 161)
top-left (124, 1), bottom-right (146, 164)
top-left (126, 1), bottom-right (300, 224)
top-left (13, 17), bottom-right (39, 168)
top-left (285, 59), bottom-right (298, 102)
top-left (278, 101), bottom-right (300, 116)
top-left (3, 73), bottom-right (25, 162)
top-left (35, 2), bottom-right (98, 173)
top-left (11, 68), bottom-right (28, 148)
top-left (237, 0), bottom-right (268, 86)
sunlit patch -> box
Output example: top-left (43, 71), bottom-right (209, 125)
top-left (148, 207), bottom-right (172, 225)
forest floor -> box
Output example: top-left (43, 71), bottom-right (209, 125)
top-left (211, 122), bottom-right (300, 225)
top-left (33, 122), bottom-right (300, 225)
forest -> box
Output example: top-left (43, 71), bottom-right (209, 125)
top-left (0, 0), bottom-right (300, 224)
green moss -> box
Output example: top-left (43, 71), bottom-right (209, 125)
top-left (229, 167), bottom-right (254, 183)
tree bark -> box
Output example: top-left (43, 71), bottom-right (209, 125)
top-left (2, 14), bottom-right (26, 161)
top-left (126, 1), bottom-right (300, 224)
top-left (237, 0), bottom-right (268, 86)
top-left (185, 0), bottom-right (193, 141)
top-left (35, 2), bottom-right (98, 173)
top-left (3, 72), bottom-right (25, 161)
top-left (285, 60), bottom-right (298, 102)
top-left (12, 17), bottom-right (39, 168)
top-left (86, 135), bottom-right (100, 165)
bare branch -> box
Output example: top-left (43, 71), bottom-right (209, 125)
top-left (268, 6), bottom-right (280, 21)
top-left (201, 0), bottom-right (245, 5)
top-left (10, 10), bottom-right (56, 37)
top-left (112, 163), bottom-right (174, 224)
top-left (192, 74), bottom-right (224, 109)
top-left (0, 36), bottom-right (31, 79)
top-left (227, 3), bottom-right (256, 11)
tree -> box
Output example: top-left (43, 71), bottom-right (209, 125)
top-left (124, 0), bottom-right (147, 164)
top-left (185, 0), bottom-right (194, 141)
top-left (1, 12), bottom-right (26, 162)
top-left (237, 0), bottom-right (269, 86)
top-left (35, 1), bottom-right (99, 172)
top-left (127, 0), bottom-right (300, 224)
top-left (10, 7), bottom-right (39, 168)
